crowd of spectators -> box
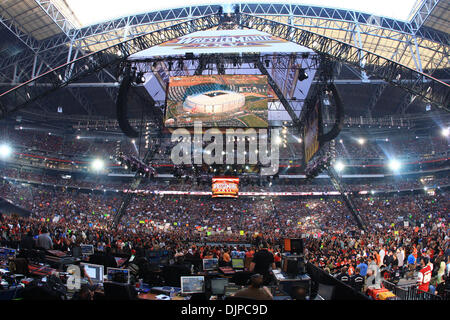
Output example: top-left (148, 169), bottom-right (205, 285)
top-left (0, 167), bottom-right (448, 195)
top-left (0, 175), bottom-right (448, 298)
top-left (2, 130), bottom-right (449, 164)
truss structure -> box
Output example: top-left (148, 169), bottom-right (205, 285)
top-left (237, 13), bottom-right (449, 110)
top-left (0, 7), bottom-right (449, 118)
top-left (0, 14), bottom-right (221, 117)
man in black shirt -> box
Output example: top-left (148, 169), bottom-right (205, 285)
top-left (249, 242), bottom-right (275, 285)
top-left (350, 267), bottom-right (365, 292)
top-left (335, 266), bottom-right (350, 285)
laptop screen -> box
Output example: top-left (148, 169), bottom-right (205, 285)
top-left (81, 263), bottom-right (104, 283)
top-left (203, 258), bottom-right (219, 271)
top-left (107, 268), bottom-right (130, 284)
top-left (231, 258), bottom-right (244, 269)
top-left (181, 276), bottom-right (205, 294)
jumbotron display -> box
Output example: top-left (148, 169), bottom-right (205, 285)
top-left (212, 177), bottom-right (240, 198)
top-left (164, 75), bottom-right (269, 128)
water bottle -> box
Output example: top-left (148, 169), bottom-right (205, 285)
top-left (170, 287), bottom-right (175, 299)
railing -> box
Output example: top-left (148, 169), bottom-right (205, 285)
top-left (382, 280), bottom-right (442, 300)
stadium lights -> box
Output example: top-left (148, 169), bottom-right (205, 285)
top-left (388, 159), bottom-right (401, 171)
top-left (441, 127), bottom-right (449, 137)
top-left (91, 159), bottom-right (105, 171)
top-left (0, 144), bottom-right (12, 159)
top-left (334, 160), bottom-right (345, 172)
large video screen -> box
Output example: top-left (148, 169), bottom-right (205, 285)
top-left (165, 75), bottom-right (269, 128)
top-left (212, 177), bottom-right (239, 198)
top-left (303, 100), bottom-right (320, 164)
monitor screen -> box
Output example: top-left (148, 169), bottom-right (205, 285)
top-left (81, 263), bottom-right (104, 283)
top-left (181, 276), bottom-right (205, 294)
top-left (80, 244), bottom-right (94, 255)
top-left (212, 177), bottom-right (239, 198)
top-left (211, 278), bottom-right (229, 295)
top-left (231, 258), bottom-right (244, 269)
top-left (107, 268), bottom-right (130, 284)
top-left (203, 258), bottom-right (219, 271)
top-left (284, 238), bottom-right (304, 255)
top-left (165, 74), bottom-right (269, 128)
top-left (318, 283), bottom-right (334, 300)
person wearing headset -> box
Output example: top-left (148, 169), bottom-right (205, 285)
top-left (232, 274), bottom-right (273, 300)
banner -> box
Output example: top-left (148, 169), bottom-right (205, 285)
top-left (129, 29), bottom-right (313, 58)
top-left (212, 177), bottom-right (239, 198)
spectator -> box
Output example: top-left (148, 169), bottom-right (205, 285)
top-left (232, 274), bottom-right (273, 300)
top-left (36, 227), bottom-right (53, 250)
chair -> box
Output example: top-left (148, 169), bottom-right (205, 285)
top-left (103, 282), bottom-right (137, 300)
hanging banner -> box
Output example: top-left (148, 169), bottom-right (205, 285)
top-left (129, 29), bottom-right (313, 58)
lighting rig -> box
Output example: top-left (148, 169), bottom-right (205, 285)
top-left (116, 152), bottom-right (156, 178)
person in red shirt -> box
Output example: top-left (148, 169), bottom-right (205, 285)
top-left (417, 257), bottom-right (432, 292)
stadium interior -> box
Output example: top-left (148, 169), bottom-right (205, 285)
top-left (0, 1), bottom-right (449, 302)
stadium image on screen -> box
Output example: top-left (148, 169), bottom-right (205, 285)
top-left (165, 75), bottom-right (269, 128)
top-left (0, 0), bottom-right (448, 309)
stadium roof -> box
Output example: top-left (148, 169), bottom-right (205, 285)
top-left (0, 1), bottom-right (448, 121)
top-left (67, 0), bottom-right (420, 27)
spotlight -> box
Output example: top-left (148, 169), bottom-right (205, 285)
top-left (0, 144), bottom-right (12, 159)
top-left (334, 160), bottom-right (345, 172)
top-left (388, 159), bottom-right (401, 171)
top-left (441, 127), bottom-right (449, 137)
top-left (357, 138), bottom-right (365, 145)
top-left (298, 68), bottom-right (308, 81)
top-left (91, 159), bottom-right (104, 171)
top-left (135, 72), bottom-right (146, 84)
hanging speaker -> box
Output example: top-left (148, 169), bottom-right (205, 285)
top-left (116, 68), bottom-right (139, 138)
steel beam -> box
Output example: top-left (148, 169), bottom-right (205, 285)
top-left (0, 14), bottom-right (222, 119)
top-left (237, 13), bottom-right (450, 111)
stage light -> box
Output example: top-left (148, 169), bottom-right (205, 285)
top-left (135, 72), bottom-right (146, 84)
top-left (357, 138), bottom-right (365, 145)
top-left (334, 160), bottom-right (345, 172)
top-left (339, 139), bottom-right (343, 143)
top-left (91, 159), bottom-right (104, 171)
top-left (388, 159), bottom-right (401, 171)
top-left (441, 127), bottom-right (449, 137)
top-left (275, 137), bottom-right (282, 145)
top-left (298, 68), bottom-right (308, 81)
top-left (0, 144), bottom-right (12, 159)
